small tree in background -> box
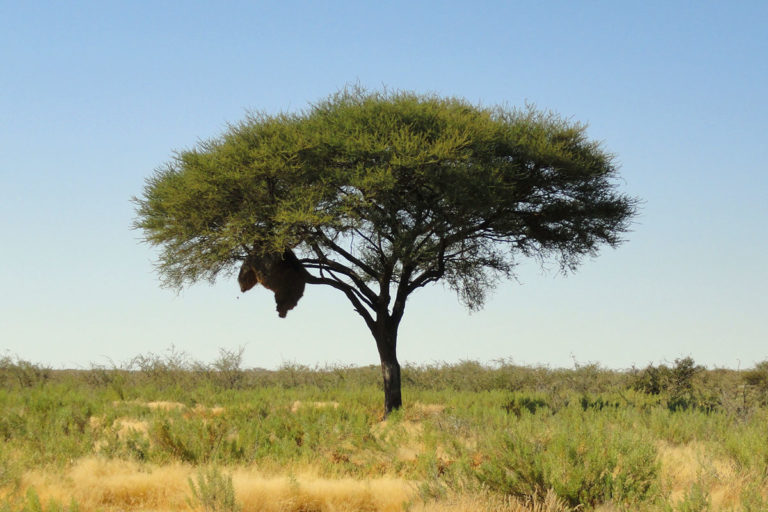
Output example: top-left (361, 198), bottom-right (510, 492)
top-left (134, 88), bottom-right (637, 414)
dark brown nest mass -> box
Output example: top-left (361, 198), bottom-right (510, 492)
top-left (238, 250), bottom-right (306, 318)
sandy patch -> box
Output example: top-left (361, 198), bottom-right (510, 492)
top-left (114, 418), bottom-right (150, 438)
top-left (110, 400), bottom-right (187, 411)
top-left (145, 401), bottom-right (186, 411)
top-left (412, 402), bottom-right (446, 415)
top-left (191, 404), bottom-right (226, 416)
top-left (290, 400), bottom-right (340, 413)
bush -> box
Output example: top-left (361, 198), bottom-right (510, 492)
top-left (151, 418), bottom-right (241, 464)
top-left (0, 355), bottom-right (51, 388)
top-left (744, 361), bottom-right (768, 406)
top-left (0, 488), bottom-right (80, 512)
top-left (477, 408), bottom-right (659, 508)
top-left (630, 358), bottom-right (722, 413)
top-left (631, 364), bottom-right (671, 396)
top-left (188, 466), bottom-right (241, 512)
top-left (502, 395), bottom-right (550, 417)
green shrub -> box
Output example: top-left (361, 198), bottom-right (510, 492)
top-left (719, 410), bottom-right (768, 473)
top-left (631, 364), bottom-right (671, 395)
top-left (744, 361), bottom-right (768, 407)
top-left (503, 394), bottom-right (550, 417)
top-left (0, 444), bottom-right (21, 490)
top-left (188, 466), bottom-right (241, 512)
top-left (631, 358), bottom-right (722, 413)
top-left (672, 481), bottom-right (709, 512)
top-left (0, 355), bottom-right (51, 388)
top-left (0, 488), bottom-right (80, 512)
top-left (150, 418), bottom-right (241, 464)
top-left (477, 409), bottom-right (659, 508)
top-left (740, 482), bottom-right (768, 512)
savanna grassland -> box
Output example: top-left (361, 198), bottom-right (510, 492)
top-left (2, 350), bottom-right (768, 512)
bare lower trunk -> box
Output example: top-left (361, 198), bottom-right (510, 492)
top-left (380, 356), bottom-right (402, 414)
top-left (375, 324), bottom-right (402, 415)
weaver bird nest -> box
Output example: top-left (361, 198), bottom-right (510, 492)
top-left (238, 250), bottom-right (306, 318)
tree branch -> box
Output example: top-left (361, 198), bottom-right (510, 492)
top-left (300, 268), bottom-right (376, 332)
top-left (301, 261), bottom-right (376, 309)
top-left (315, 230), bottom-right (379, 278)
top-left (303, 244), bottom-right (379, 305)
top-left (407, 238), bottom-right (448, 294)
top-left (390, 263), bottom-right (414, 326)
top-left (352, 226), bottom-right (387, 259)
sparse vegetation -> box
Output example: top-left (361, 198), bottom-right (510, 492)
top-left (1, 351), bottom-right (767, 511)
top-left (188, 466), bottom-right (241, 512)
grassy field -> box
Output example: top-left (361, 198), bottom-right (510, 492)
top-left (2, 350), bottom-right (768, 511)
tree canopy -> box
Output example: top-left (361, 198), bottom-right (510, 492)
top-left (135, 88), bottom-right (636, 413)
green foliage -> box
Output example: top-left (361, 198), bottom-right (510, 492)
top-left (744, 361), bottom-right (768, 406)
top-left (477, 407), bottom-right (659, 508)
top-left (209, 347), bottom-right (246, 390)
top-left (134, 85), bottom-right (635, 330)
top-left (632, 363), bottom-right (670, 395)
top-left (0, 354), bottom-right (51, 388)
top-left (503, 394), bottom-right (550, 416)
top-left (0, 444), bottom-right (21, 490)
top-left (150, 416), bottom-right (247, 465)
top-left (719, 408), bottom-right (768, 472)
top-left (188, 466), bottom-right (241, 512)
top-left (672, 481), bottom-right (709, 512)
top-left (631, 358), bottom-right (721, 412)
top-left (135, 88), bottom-right (635, 297)
top-left (0, 489), bottom-right (80, 512)
top-left (740, 482), bottom-right (768, 512)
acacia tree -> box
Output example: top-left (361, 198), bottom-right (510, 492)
top-left (135, 89), bottom-right (636, 414)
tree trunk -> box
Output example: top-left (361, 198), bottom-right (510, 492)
top-left (375, 323), bottom-right (402, 415)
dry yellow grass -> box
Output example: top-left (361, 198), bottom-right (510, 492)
top-left (412, 491), bottom-right (571, 512)
top-left (289, 400), bottom-right (340, 413)
top-left (372, 419), bottom-right (425, 461)
top-left (13, 442), bottom-right (768, 511)
top-left (22, 458), bottom-right (415, 512)
top-left (109, 400), bottom-right (229, 414)
top-left (191, 404), bottom-right (226, 416)
top-left (411, 402), bottom-right (446, 416)
top-left (22, 458), bottom-right (191, 512)
top-left (233, 470), bottom-right (412, 512)
top-left (145, 401), bottom-right (187, 411)
top-left (15, 457), bottom-right (574, 512)
top-left (657, 441), bottom-right (765, 510)
top-left (114, 417), bottom-right (151, 437)
top-left (111, 400), bottom-right (188, 411)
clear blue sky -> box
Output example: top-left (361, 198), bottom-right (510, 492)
top-left (1, 1), bottom-right (766, 370)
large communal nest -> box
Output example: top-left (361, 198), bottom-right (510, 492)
top-left (238, 250), bottom-right (306, 318)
